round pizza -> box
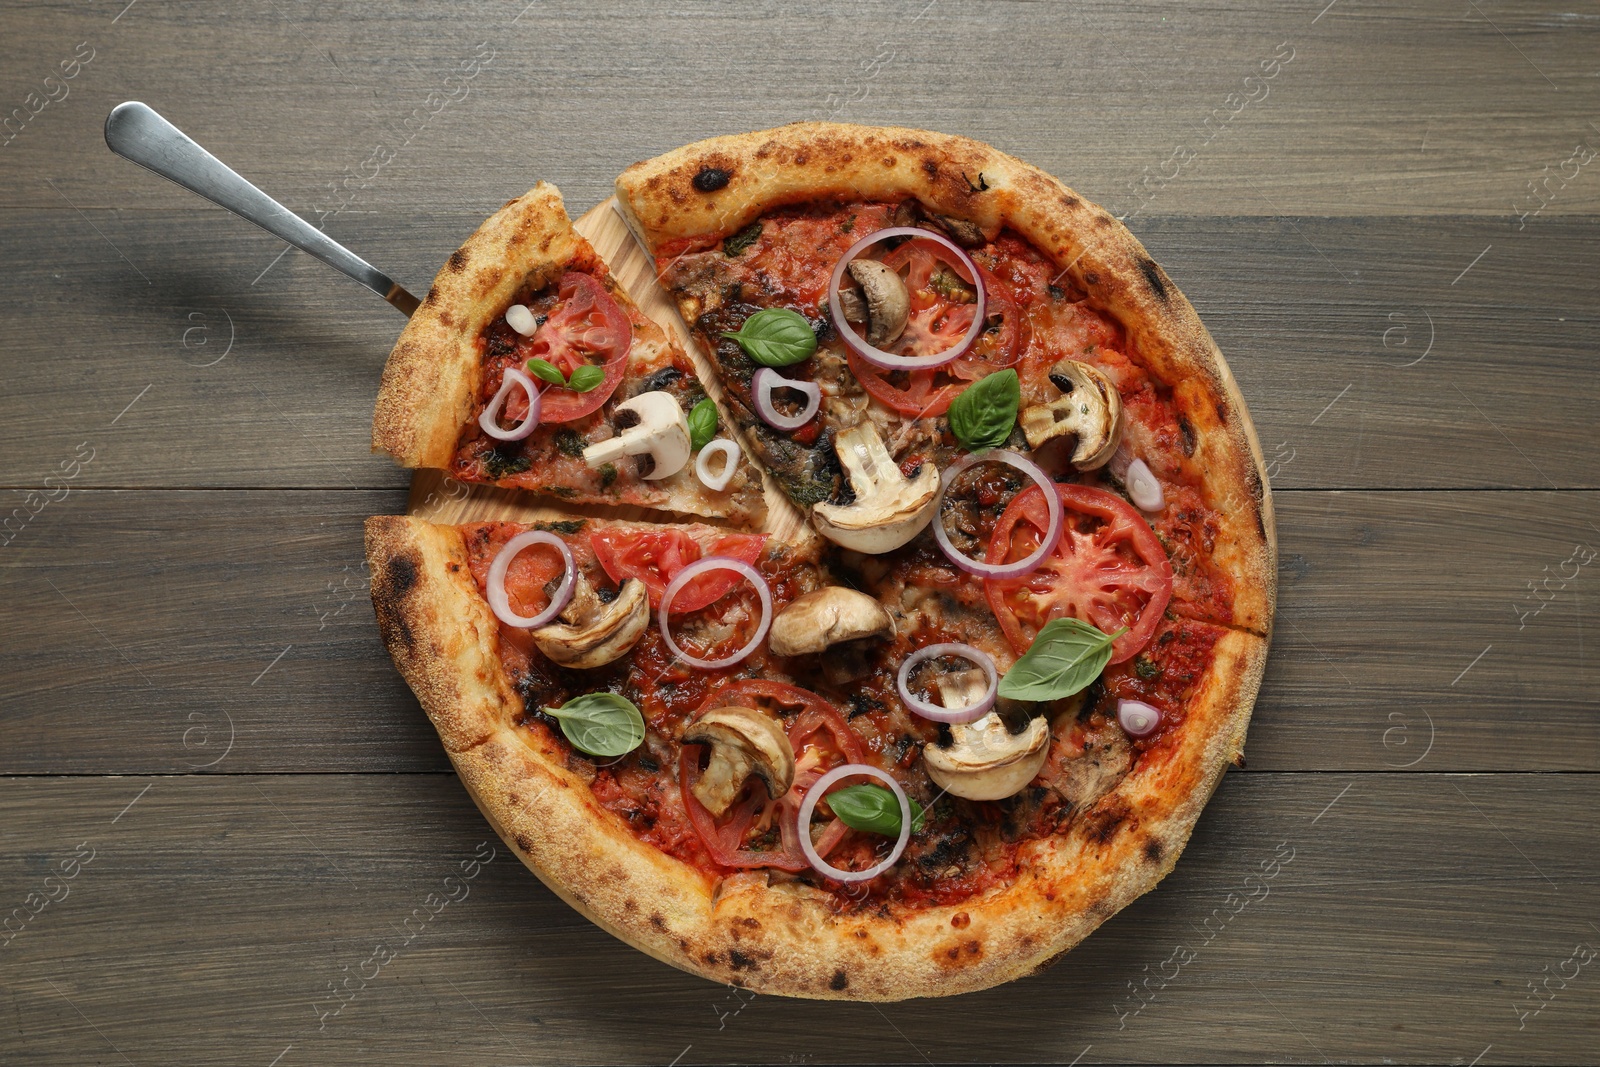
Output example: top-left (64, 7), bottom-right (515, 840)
top-left (365, 123), bottom-right (1275, 1001)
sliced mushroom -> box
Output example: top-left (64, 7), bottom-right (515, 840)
top-left (582, 391), bottom-right (691, 480)
top-left (680, 705), bottom-right (795, 816)
top-left (1018, 359), bottom-right (1124, 469)
top-left (811, 422), bottom-right (940, 554)
top-left (529, 573), bottom-right (649, 669)
top-left (768, 587), bottom-right (894, 656)
top-left (930, 213), bottom-right (986, 248)
top-left (922, 670), bottom-right (1049, 801)
top-left (846, 259), bottom-right (910, 347)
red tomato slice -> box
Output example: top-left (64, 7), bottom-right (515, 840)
top-left (845, 259), bottom-right (1026, 417)
top-left (680, 681), bottom-right (865, 871)
top-left (507, 271), bottom-right (632, 424)
top-left (589, 529), bottom-right (768, 614)
top-left (496, 536), bottom-right (571, 621)
top-left (983, 483), bottom-right (1173, 663)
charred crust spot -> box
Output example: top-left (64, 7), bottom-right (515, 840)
top-left (1089, 898), bottom-right (1113, 919)
top-left (922, 159), bottom-right (939, 179)
top-left (650, 913), bottom-right (667, 931)
top-left (513, 833), bottom-right (535, 853)
top-left (1177, 415), bottom-right (1197, 456)
top-left (446, 249), bottom-right (469, 273)
top-left (624, 898), bottom-right (638, 913)
top-left (1020, 934), bottom-right (1036, 950)
top-left (1083, 272), bottom-right (1100, 287)
top-left (1060, 194), bottom-right (1081, 208)
top-left (728, 950), bottom-right (758, 971)
top-left (692, 166), bottom-right (732, 192)
top-left (422, 286), bottom-right (440, 307)
top-left (950, 912), bottom-right (970, 929)
top-left (1137, 256), bottom-right (1170, 302)
top-left (703, 951), bottom-right (719, 964)
top-left (829, 970), bottom-right (849, 991)
top-left (384, 555), bottom-right (417, 599)
top-left (737, 917), bottom-right (760, 930)
top-left (1144, 838), bottom-right (1164, 863)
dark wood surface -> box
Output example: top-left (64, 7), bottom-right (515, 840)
top-left (2, 1), bottom-right (1596, 1064)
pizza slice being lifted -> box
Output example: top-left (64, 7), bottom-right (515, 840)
top-left (372, 183), bottom-right (766, 526)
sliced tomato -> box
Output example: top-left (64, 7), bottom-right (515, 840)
top-left (983, 483), bottom-right (1173, 663)
top-left (508, 271), bottom-right (632, 423)
top-left (845, 258), bottom-right (1026, 418)
top-left (680, 681), bottom-right (865, 870)
top-left (589, 528), bottom-right (768, 613)
top-left (496, 535), bottom-right (572, 621)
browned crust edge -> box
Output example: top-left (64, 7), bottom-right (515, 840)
top-left (367, 513), bottom-right (1270, 1000)
top-left (371, 184), bottom-right (583, 469)
top-left (615, 123), bottom-right (1277, 636)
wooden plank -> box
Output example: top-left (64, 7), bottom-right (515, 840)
top-left (1, 488), bottom-right (1595, 773)
top-left (1, 209), bottom-right (1596, 491)
top-left (0, 772), bottom-right (1592, 1064)
top-left (4, 1), bottom-right (1599, 217)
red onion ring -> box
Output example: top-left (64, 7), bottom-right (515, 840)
top-left (750, 368), bottom-right (821, 431)
top-left (826, 226), bottom-right (987, 371)
top-left (896, 643), bottom-right (997, 724)
top-left (932, 450), bottom-right (1063, 580)
top-left (797, 763), bottom-right (912, 883)
top-left (1118, 698), bottom-right (1162, 738)
top-left (695, 438), bottom-right (739, 492)
top-left (658, 557), bottom-right (772, 670)
top-left (486, 530), bottom-right (576, 629)
top-left (478, 367), bottom-right (540, 441)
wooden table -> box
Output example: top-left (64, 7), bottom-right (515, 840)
top-left (2, 2), bottom-right (1595, 1063)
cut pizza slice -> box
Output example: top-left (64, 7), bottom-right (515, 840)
top-left (614, 124), bottom-right (1272, 631)
top-left (372, 183), bottom-right (765, 526)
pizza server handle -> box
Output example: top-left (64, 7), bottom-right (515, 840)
top-left (104, 101), bottom-right (421, 317)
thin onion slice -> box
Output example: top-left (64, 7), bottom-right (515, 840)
top-left (826, 226), bottom-right (987, 371)
top-left (932, 450), bottom-right (1063, 580)
top-left (658, 557), bottom-right (772, 670)
top-left (797, 763), bottom-right (912, 883)
top-left (1126, 458), bottom-right (1165, 512)
top-left (487, 531), bottom-right (576, 629)
top-left (896, 643), bottom-right (997, 724)
top-left (1118, 699), bottom-right (1162, 738)
top-left (478, 367), bottom-right (541, 441)
top-left (751, 368), bottom-right (821, 431)
top-left (695, 438), bottom-right (740, 492)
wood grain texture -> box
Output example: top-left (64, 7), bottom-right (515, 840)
top-left (2, 210), bottom-right (1594, 492)
top-left (2, 0), bottom-right (1596, 1058)
top-left (3, 1), bottom-right (1599, 217)
top-left (0, 773), bottom-right (1593, 1065)
top-left (1, 489), bottom-right (1594, 774)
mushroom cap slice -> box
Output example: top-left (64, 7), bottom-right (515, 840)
top-left (846, 258), bottom-right (910, 347)
top-left (1018, 359), bottom-right (1124, 469)
top-left (922, 711), bottom-right (1050, 802)
top-left (581, 390), bottom-right (692, 481)
top-left (768, 587), bottom-right (894, 657)
top-left (812, 422), bottom-right (940, 554)
top-left (680, 705), bottom-right (795, 817)
top-left (530, 575), bottom-right (650, 669)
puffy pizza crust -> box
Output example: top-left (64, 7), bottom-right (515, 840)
top-left (367, 514), bottom-right (1269, 1000)
top-left (616, 123), bottom-right (1275, 635)
top-left (373, 184), bottom-right (584, 469)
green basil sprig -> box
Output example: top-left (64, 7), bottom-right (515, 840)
top-left (720, 308), bottom-right (817, 367)
top-left (526, 357), bottom-right (606, 393)
top-left (826, 784), bottom-right (925, 837)
top-left (540, 693), bottom-right (645, 757)
top-left (947, 369), bottom-right (1019, 451)
top-left (723, 221), bottom-right (762, 257)
top-left (687, 398), bottom-right (718, 450)
top-left (997, 618), bottom-right (1127, 702)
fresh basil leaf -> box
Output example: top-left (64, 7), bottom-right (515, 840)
top-left (687, 397), bottom-right (719, 451)
top-left (567, 364), bottom-right (607, 392)
top-left (525, 358), bottom-right (568, 387)
top-left (540, 693), bottom-right (645, 757)
top-left (827, 784), bottom-right (925, 837)
top-left (947, 369), bottom-right (1020, 451)
top-left (719, 308), bottom-right (817, 368)
top-left (997, 618), bottom-right (1127, 702)
top-left (722, 220), bottom-right (762, 257)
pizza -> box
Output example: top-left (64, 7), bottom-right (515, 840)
top-left (371, 182), bottom-right (766, 525)
top-left (365, 123), bottom-right (1275, 1001)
